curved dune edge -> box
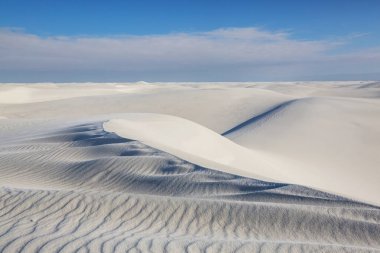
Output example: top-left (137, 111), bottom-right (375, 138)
top-left (104, 114), bottom-right (380, 206)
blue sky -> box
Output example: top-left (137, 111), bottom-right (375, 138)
top-left (0, 0), bottom-right (379, 81)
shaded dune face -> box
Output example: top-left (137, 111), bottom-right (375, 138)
top-left (1, 122), bottom-right (380, 252)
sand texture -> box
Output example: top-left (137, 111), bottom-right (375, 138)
top-left (0, 82), bottom-right (379, 252)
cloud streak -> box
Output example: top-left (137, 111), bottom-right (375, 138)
top-left (0, 27), bottom-right (379, 81)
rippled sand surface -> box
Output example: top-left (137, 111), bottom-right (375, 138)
top-left (1, 82), bottom-right (379, 252)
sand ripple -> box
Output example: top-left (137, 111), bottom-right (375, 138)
top-left (1, 122), bottom-right (379, 252)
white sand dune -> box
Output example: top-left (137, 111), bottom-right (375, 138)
top-left (104, 115), bottom-right (281, 182)
top-left (0, 81), bottom-right (380, 252)
top-left (103, 109), bottom-right (380, 206)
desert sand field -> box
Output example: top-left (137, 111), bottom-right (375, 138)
top-left (0, 81), bottom-right (380, 252)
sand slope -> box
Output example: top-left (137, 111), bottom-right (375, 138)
top-left (103, 110), bottom-right (380, 206)
top-left (0, 81), bottom-right (380, 252)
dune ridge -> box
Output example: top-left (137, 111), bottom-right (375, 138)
top-left (103, 111), bottom-right (380, 206)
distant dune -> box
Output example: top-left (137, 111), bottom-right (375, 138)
top-left (0, 81), bottom-right (379, 252)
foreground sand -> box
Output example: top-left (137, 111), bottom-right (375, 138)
top-left (0, 82), bottom-right (379, 252)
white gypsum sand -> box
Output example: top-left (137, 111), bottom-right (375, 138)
top-left (0, 81), bottom-right (379, 252)
top-left (103, 110), bottom-right (380, 206)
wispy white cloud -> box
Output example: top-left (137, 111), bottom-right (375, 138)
top-left (0, 27), bottom-right (379, 81)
